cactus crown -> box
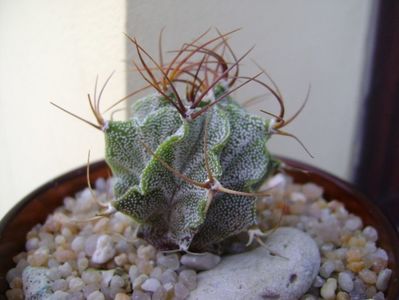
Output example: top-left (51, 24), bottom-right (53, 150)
top-left (56, 29), bottom-right (308, 253)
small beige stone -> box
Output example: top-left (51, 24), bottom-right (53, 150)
top-left (54, 249), bottom-right (75, 263)
top-left (9, 277), bottom-right (23, 289)
top-left (137, 245), bottom-right (156, 260)
top-left (336, 291), bottom-right (350, 300)
top-left (320, 278), bottom-right (337, 300)
top-left (5, 288), bottom-right (24, 300)
top-left (347, 261), bottom-right (364, 273)
top-left (359, 269), bottom-right (377, 285)
top-left (114, 293), bottom-right (130, 300)
top-left (114, 253), bottom-right (128, 266)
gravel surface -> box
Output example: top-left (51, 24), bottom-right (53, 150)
top-left (5, 175), bottom-right (392, 299)
top-left (257, 174), bottom-right (392, 300)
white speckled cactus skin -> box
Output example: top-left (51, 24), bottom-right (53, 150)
top-left (79, 30), bottom-right (297, 252)
top-left (105, 89), bottom-right (279, 252)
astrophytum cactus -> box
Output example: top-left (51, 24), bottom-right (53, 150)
top-left (54, 29), bottom-right (308, 252)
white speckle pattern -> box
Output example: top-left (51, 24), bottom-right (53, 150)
top-left (106, 93), bottom-right (277, 250)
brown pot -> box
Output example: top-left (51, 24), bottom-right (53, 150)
top-left (0, 159), bottom-right (398, 298)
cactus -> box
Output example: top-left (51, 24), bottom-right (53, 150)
top-left (54, 30), bottom-right (308, 252)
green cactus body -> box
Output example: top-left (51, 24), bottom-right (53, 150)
top-left (104, 83), bottom-right (279, 251)
top-left (64, 31), bottom-right (299, 252)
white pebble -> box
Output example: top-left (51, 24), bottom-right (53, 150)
top-left (320, 278), bottom-right (337, 300)
top-left (82, 285), bottom-right (99, 297)
top-left (75, 188), bottom-right (95, 212)
top-left (373, 291), bottom-right (386, 300)
top-left (163, 282), bottom-right (174, 292)
top-left (84, 235), bottom-right (99, 257)
top-left (91, 235), bottom-right (115, 264)
top-left (95, 177), bottom-right (106, 192)
top-left (157, 253), bottom-right (180, 270)
top-left (6, 268), bottom-right (18, 283)
top-left (338, 272), bottom-right (354, 292)
top-left (87, 290), bottom-right (105, 300)
top-left (178, 269), bottom-right (197, 290)
top-left (82, 270), bottom-right (101, 284)
top-left (71, 236), bottom-right (85, 253)
top-left (335, 206), bottom-right (349, 219)
top-left (93, 218), bottom-right (109, 233)
top-left (49, 290), bottom-right (69, 300)
top-left (364, 241), bottom-right (377, 254)
top-left (152, 286), bottom-right (166, 300)
top-left (363, 226), bottom-right (378, 242)
top-left (174, 282), bottom-right (190, 299)
top-left (290, 192), bottom-right (306, 202)
top-left (47, 267), bottom-right (61, 280)
top-left (52, 278), bottom-right (67, 291)
top-left (100, 269), bottom-right (114, 287)
top-left (376, 268), bottom-right (392, 291)
top-left (47, 258), bottom-right (59, 268)
top-left (69, 277), bottom-right (85, 291)
top-left (369, 248), bottom-right (389, 271)
top-left (77, 257), bottom-right (88, 271)
top-left (60, 227), bottom-right (72, 239)
top-left (350, 278), bottom-right (367, 299)
top-left (334, 248), bottom-right (347, 260)
top-left (63, 197), bottom-right (75, 211)
top-left (110, 275), bottom-right (125, 290)
top-left (131, 290), bottom-right (151, 300)
top-left (319, 260), bottom-right (335, 278)
top-left (333, 259), bottom-right (345, 272)
top-left (59, 262), bottom-right (72, 277)
top-left (160, 269), bottom-right (177, 285)
top-left (55, 235), bottom-right (66, 246)
top-left (344, 217), bottom-right (362, 232)
top-left (26, 238), bottom-right (39, 251)
top-left (133, 274), bottom-right (148, 289)
top-left (302, 183), bottom-right (323, 200)
top-left (114, 253), bottom-right (128, 266)
top-left (129, 265), bottom-right (139, 283)
top-left (137, 245), bottom-right (156, 260)
top-left (150, 266), bottom-right (163, 280)
top-left (16, 259), bottom-right (29, 273)
top-left (68, 291), bottom-right (84, 300)
top-left (115, 239), bottom-right (131, 253)
top-left (312, 275), bottom-right (324, 288)
top-left (320, 243), bottom-right (334, 254)
top-left (141, 278), bottom-right (161, 292)
top-left (180, 252), bottom-right (220, 270)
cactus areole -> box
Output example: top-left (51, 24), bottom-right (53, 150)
top-left (75, 30), bottom-right (306, 253)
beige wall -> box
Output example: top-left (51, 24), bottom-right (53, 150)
top-left (0, 0), bottom-right (374, 218)
top-left (0, 1), bottom-right (126, 218)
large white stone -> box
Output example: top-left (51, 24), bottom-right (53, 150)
top-left (22, 266), bottom-right (53, 299)
top-left (91, 234), bottom-right (116, 264)
top-left (189, 227), bottom-right (320, 300)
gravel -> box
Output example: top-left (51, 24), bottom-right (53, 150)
top-left (5, 175), bottom-right (393, 299)
top-left (259, 175), bottom-right (393, 300)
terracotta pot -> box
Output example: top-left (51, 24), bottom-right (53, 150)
top-left (0, 159), bottom-right (398, 298)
